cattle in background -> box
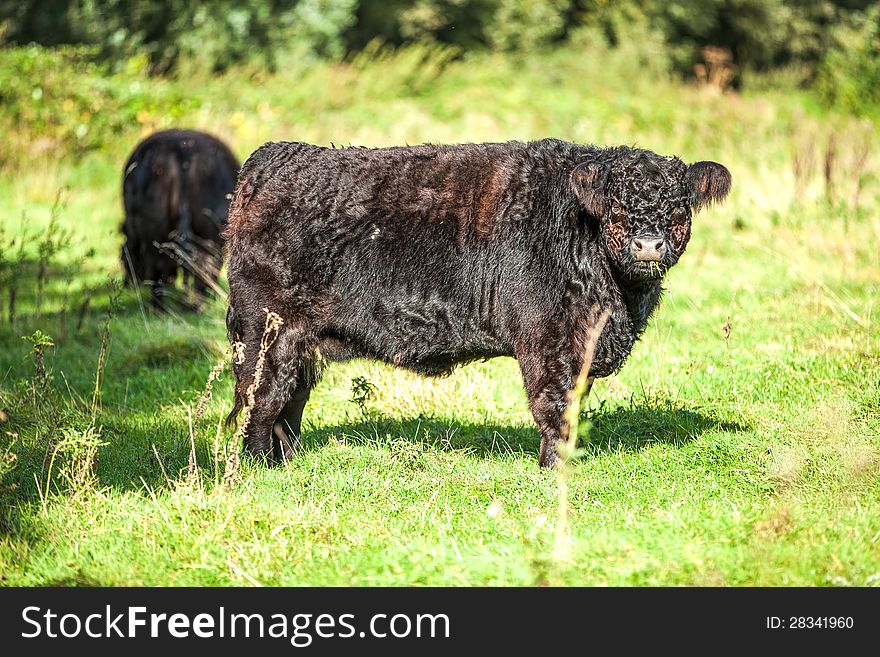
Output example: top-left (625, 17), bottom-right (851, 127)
top-left (121, 129), bottom-right (239, 309)
top-left (224, 139), bottom-right (731, 467)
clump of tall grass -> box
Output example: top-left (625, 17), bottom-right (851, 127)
top-left (0, 196), bottom-right (103, 344)
top-left (7, 328), bottom-right (112, 504)
top-left (42, 425), bottom-right (105, 502)
top-left (7, 275), bottom-right (126, 505)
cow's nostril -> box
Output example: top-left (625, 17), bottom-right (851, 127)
top-left (654, 241), bottom-right (664, 250)
top-left (633, 239), bottom-right (643, 250)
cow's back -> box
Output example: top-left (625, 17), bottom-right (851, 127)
top-left (121, 129), bottom-right (240, 307)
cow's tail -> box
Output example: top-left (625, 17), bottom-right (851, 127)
top-left (174, 158), bottom-right (194, 255)
top-left (121, 152), bottom-right (148, 284)
top-left (224, 303), bottom-right (245, 429)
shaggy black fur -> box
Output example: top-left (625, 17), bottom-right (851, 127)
top-left (121, 129), bottom-right (239, 309)
top-left (224, 138), bottom-right (731, 467)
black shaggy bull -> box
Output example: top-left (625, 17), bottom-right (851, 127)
top-left (225, 138), bottom-right (731, 467)
top-left (121, 129), bottom-right (239, 309)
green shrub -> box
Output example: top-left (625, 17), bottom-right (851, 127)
top-left (815, 5), bottom-right (880, 117)
top-left (487, 0), bottom-right (571, 51)
top-left (645, 0), bottom-right (840, 77)
top-left (2, 0), bottom-right (877, 86)
top-left (0, 45), bottom-right (197, 170)
top-left (0, 0), bottom-right (359, 74)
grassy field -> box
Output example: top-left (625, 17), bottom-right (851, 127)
top-left (0, 42), bottom-right (878, 586)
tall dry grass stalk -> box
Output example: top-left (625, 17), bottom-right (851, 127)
top-left (121, 244), bottom-right (148, 328)
top-left (193, 350), bottom-right (230, 428)
top-left (153, 240), bottom-right (228, 300)
top-left (849, 133), bottom-right (871, 212)
top-left (722, 312), bottom-right (737, 406)
top-left (186, 349), bottom-right (231, 484)
top-left (554, 307), bottom-right (612, 562)
top-left (91, 282), bottom-right (121, 422)
top-left (824, 132), bottom-right (838, 208)
top-left (186, 405), bottom-right (198, 485)
top-left (221, 308), bottom-right (284, 489)
top-left (7, 286), bottom-right (15, 325)
top-left (792, 137), bottom-right (815, 205)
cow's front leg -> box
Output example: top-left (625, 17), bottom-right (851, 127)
top-left (518, 345), bottom-right (584, 468)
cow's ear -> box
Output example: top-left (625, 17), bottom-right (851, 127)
top-left (570, 161), bottom-right (610, 218)
top-left (687, 161), bottom-right (731, 212)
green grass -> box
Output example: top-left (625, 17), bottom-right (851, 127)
top-left (0, 42), bottom-right (878, 586)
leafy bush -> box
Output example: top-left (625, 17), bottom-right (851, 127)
top-left (645, 0), bottom-right (841, 76)
top-left (2, 0), bottom-right (877, 85)
top-left (0, 0), bottom-right (359, 73)
top-left (815, 5), bottom-right (880, 117)
top-left (488, 0), bottom-right (571, 51)
top-left (350, 0), bottom-right (494, 51)
top-left (0, 45), bottom-right (197, 170)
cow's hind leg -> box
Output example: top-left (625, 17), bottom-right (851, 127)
top-left (273, 349), bottom-right (325, 460)
top-left (273, 371), bottom-right (314, 461)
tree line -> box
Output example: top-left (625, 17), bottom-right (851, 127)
top-left (2, 1), bottom-right (878, 113)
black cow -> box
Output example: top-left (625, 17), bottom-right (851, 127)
top-left (224, 139), bottom-right (731, 467)
top-left (121, 129), bottom-right (240, 309)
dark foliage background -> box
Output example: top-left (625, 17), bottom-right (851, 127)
top-left (2, 1), bottom-right (878, 103)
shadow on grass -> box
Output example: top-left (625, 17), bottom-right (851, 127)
top-left (0, 397), bottom-right (748, 570)
top-left (581, 400), bottom-right (747, 452)
top-left (1, 398), bottom-right (748, 507)
top-left (0, 252), bottom-right (228, 344)
top-left (304, 401), bottom-right (747, 461)
top-left (0, 274), bottom-right (217, 334)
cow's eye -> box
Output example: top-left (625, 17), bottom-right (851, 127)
top-left (671, 207), bottom-right (687, 224)
top-left (610, 201), bottom-right (626, 223)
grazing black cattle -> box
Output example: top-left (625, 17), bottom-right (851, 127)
top-left (121, 129), bottom-right (239, 309)
top-left (224, 138), bottom-right (731, 467)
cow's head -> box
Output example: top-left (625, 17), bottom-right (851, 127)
top-left (570, 147), bottom-right (731, 283)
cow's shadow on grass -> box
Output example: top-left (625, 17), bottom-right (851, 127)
top-left (300, 401), bottom-right (747, 462)
top-left (0, 398), bottom-right (747, 568)
top-left (0, 403), bottom-right (747, 586)
top-left (2, 399), bottom-right (747, 509)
